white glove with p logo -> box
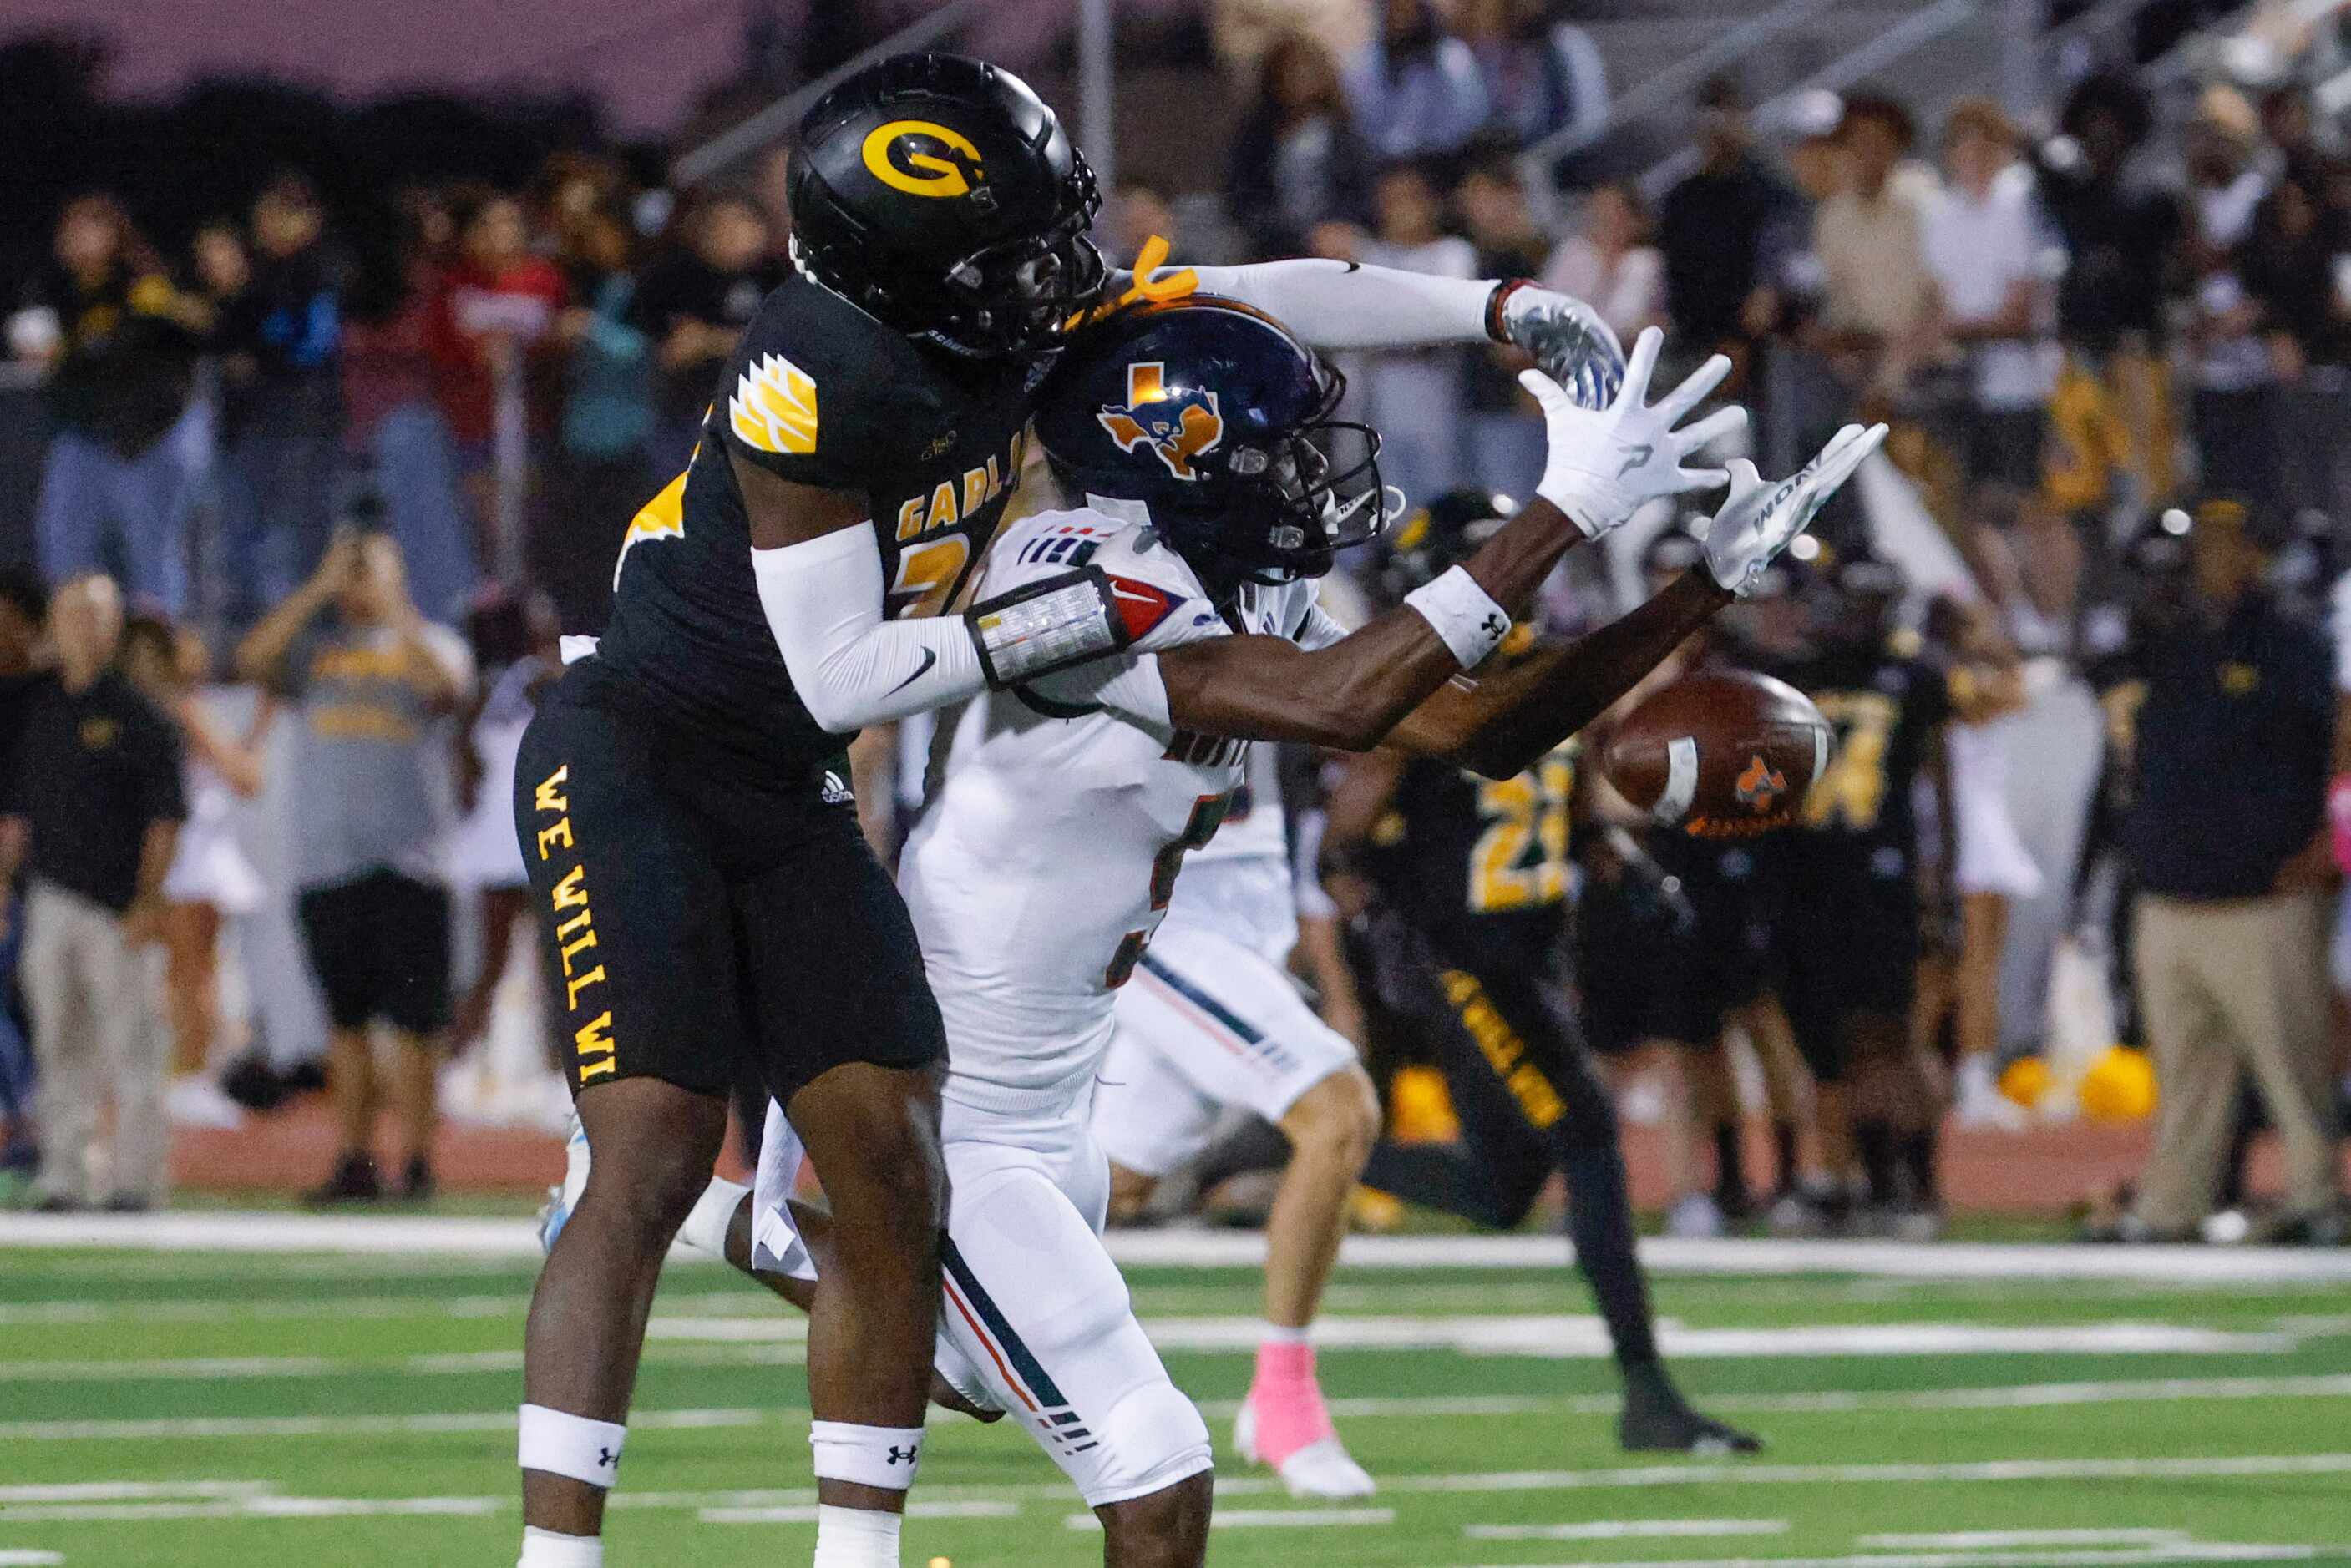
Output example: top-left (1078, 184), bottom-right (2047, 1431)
top-left (1521, 326), bottom-right (1746, 539)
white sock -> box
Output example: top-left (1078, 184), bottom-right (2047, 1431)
top-left (1261, 1322), bottom-right (1311, 1346)
top-left (811, 1503), bottom-right (901, 1568)
top-left (517, 1525), bottom-right (604, 1567)
top-left (676, 1176), bottom-right (749, 1257)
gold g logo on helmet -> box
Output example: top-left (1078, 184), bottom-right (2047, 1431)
top-left (861, 119), bottom-right (986, 199)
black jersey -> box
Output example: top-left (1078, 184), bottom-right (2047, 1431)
top-left (595, 271), bottom-right (1032, 778)
top-left (1781, 637), bottom-right (1952, 878)
top-left (1366, 737), bottom-right (1578, 973)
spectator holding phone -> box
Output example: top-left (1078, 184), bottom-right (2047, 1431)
top-left (235, 522), bottom-right (470, 1206)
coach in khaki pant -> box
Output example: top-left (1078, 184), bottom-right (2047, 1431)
top-left (2111, 505), bottom-right (2346, 1241)
top-left (0, 575), bottom-right (185, 1211)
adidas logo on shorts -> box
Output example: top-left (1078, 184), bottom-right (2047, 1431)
top-left (820, 770), bottom-right (854, 805)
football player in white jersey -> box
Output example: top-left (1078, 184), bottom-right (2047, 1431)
top-left (1089, 732), bottom-right (1391, 1499)
top-left (548, 300), bottom-right (1878, 1565)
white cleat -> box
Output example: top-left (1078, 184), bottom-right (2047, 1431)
top-left (1234, 1399), bottom-right (1377, 1499)
top-left (537, 1111), bottom-right (590, 1254)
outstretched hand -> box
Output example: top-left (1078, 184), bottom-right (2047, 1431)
top-left (1694, 422), bottom-right (1888, 595)
top-left (1519, 325), bottom-right (1746, 539)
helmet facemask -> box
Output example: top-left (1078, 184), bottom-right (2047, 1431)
top-left (925, 158), bottom-right (1107, 360)
top-left (1178, 366), bottom-right (1396, 586)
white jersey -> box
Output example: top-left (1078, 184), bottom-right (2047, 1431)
top-left (1155, 742), bottom-right (1299, 964)
top-left (897, 499), bottom-right (1340, 1110)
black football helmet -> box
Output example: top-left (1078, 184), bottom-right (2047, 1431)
top-left (1373, 488), bottom-right (1512, 608)
top-left (1031, 297), bottom-right (1391, 588)
top-left (789, 53), bottom-right (1106, 360)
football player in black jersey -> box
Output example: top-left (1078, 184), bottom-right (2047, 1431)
top-left (508, 48), bottom-right (1771, 1565)
top-left (1771, 554), bottom-right (2019, 1235)
top-left (1322, 493), bottom-right (1789, 1456)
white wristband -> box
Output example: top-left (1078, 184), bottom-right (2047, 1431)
top-left (810, 1420), bottom-right (926, 1490)
top-left (518, 1404), bottom-right (626, 1489)
top-left (1403, 566), bottom-right (1512, 670)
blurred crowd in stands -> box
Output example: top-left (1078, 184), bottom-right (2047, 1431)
top-left (1, 0), bottom-right (2348, 1239)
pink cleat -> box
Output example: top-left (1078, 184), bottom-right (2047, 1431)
top-left (1232, 1340), bottom-right (1375, 1499)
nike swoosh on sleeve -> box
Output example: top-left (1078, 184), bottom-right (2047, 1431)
top-left (888, 647), bottom-right (939, 694)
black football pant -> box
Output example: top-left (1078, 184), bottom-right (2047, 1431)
top-left (1361, 950), bottom-right (1660, 1369)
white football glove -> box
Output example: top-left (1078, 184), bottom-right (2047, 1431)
top-left (1693, 422), bottom-right (1889, 595)
top-left (1519, 326), bottom-right (1746, 539)
top-left (1499, 285), bottom-right (1626, 411)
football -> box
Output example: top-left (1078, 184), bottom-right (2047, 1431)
top-left (1602, 670), bottom-right (1832, 837)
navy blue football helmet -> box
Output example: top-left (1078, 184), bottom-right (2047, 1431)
top-left (1030, 297), bottom-right (1391, 588)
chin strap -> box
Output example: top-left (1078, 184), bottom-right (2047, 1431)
top-left (1063, 233), bottom-right (1200, 333)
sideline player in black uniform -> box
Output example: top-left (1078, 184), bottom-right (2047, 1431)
top-left (512, 49), bottom-right (1719, 1568)
top-left (1771, 554), bottom-right (2016, 1233)
top-left (1321, 494), bottom-right (1770, 1455)
top-left (1583, 533), bottom-right (1801, 1232)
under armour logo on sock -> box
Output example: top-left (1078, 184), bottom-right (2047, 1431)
top-left (886, 1444), bottom-right (920, 1465)
top-left (596, 1447), bottom-right (618, 1469)
top-left (1480, 613), bottom-right (1507, 638)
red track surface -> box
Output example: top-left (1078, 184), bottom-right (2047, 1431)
top-left (165, 1100), bottom-right (2333, 1216)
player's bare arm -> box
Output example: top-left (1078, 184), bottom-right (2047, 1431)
top-left (1386, 422), bottom-right (1890, 779)
top-left (1153, 493), bottom-right (1583, 750)
top-left (1152, 329), bottom-right (1743, 752)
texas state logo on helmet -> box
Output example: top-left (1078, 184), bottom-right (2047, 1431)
top-left (1032, 297), bottom-right (1390, 586)
top-left (1097, 362), bottom-right (1224, 481)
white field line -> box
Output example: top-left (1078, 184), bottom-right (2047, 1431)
top-left (0, 1294), bottom-right (526, 1326)
top-left (1232, 1374), bottom-right (2351, 1421)
top-left (10, 1455), bottom-right (2350, 1528)
top-left (13, 1210), bottom-right (2351, 1282)
top-left (0, 1496), bottom-right (499, 1523)
top-left (1862, 1532), bottom-right (2196, 1549)
top-left (0, 1408), bottom-right (771, 1443)
top-left (0, 1553), bottom-right (64, 1565)
top-left (0, 1345), bottom-right (813, 1383)
top-left (1462, 1550), bottom-right (2318, 1568)
top-left (644, 1314), bottom-right (2297, 1360)
top-left (700, 1500), bottom-right (1018, 1524)
top-left (2, 1319), bottom-right (2297, 1386)
top-left (1067, 1508), bottom-right (1397, 1530)
top-left (12, 1374), bottom-right (2351, 1444)
top-left (0, 1482), bottom-right (268, 1504)
top-left (1386, 1453), bottom-right (2351, 1494)
top-left (1466, 1518), bottom-right (1791, 1540)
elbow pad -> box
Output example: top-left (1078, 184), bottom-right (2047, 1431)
top-left (963, 566), bottom-right (1131, 688)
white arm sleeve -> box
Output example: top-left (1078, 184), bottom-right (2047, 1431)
top-left (1188, 260), bottom-right (1498, 351)
top-left (752, 524), bottom-right (987, 733)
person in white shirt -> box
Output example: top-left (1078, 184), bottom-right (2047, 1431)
top-left (1921, 98), bottom-right (2059, 489)
top-left (1355, 164), bottom-right (1481, 506)
top-left (1543, 183), bottom-right (1668, 348)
